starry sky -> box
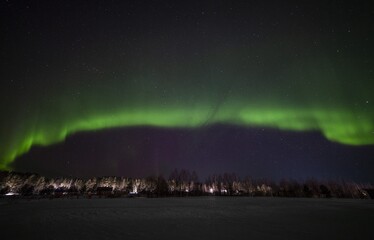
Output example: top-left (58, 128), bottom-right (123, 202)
top-left (1, 1), bottom-right (373, 181)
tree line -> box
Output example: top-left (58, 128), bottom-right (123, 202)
top-left (0, 170), bottom-right (373, 199)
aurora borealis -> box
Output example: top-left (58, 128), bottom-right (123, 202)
top-left (1, 1), bottom-right (373, 180)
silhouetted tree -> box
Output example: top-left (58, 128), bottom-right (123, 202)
top-left (20, 184), bottom-right (34, 196)
top-left (155, 176), bottom-right (169, 197)
top-left (303, 184), bottom-right (313, 198)
top-left (0, 185), bottom-right (9, 195)
top-left (319, 184), bottom-right (331, 198)
top-left (243, 176), bottom-right (254, 196)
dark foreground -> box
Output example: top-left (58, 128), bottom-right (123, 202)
top-left (0, 197), bottom-right (373, 240)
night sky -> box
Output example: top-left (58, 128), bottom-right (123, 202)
top-left (1, 1), bottom-right (373, 181)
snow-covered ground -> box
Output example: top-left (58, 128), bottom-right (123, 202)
top-left (0, 197), bottom-right (373, 239)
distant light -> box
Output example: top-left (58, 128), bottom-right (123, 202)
top-left (130, 186), bottom-right (138, 194)
top-left (209, 188), bottom-right (214, 194)
top-left (5, 192), bottom-right (19, 196)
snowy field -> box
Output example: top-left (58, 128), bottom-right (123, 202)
top-left (0, 197), bottom-right (373, 240)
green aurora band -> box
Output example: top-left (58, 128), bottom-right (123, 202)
top-left (1, 104), bottom-right (373, 170)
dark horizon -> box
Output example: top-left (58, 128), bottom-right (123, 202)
top-left (11, 124), bottom-right (374, 182)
